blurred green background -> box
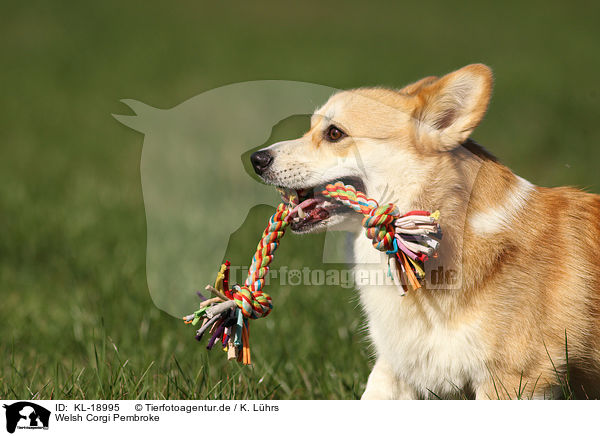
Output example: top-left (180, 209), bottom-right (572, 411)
top-left (1, 0), bottom-right (599, 399)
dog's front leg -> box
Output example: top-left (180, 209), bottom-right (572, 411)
top-left (361, 358), bottom-right (417, 400)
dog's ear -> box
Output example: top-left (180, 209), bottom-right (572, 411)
top-left (410, 64), bottom-right (493, 151)
top-left (399, 76), bottom-right (438, 95)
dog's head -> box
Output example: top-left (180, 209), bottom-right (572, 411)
top-left (251, 64), bottom-right (493, 233)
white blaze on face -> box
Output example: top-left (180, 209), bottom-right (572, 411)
top-left (469, 176), bottom-right (535, 235)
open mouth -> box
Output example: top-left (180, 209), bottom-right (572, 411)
top-left (277, 177), bottom-right (365, 232)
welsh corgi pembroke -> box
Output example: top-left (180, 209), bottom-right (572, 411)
top-left (250, 64), bottom-right (600, 399)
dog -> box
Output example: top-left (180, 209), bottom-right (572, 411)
top-left (249, 64), bottom-right (600, 399)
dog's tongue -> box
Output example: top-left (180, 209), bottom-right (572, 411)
top-left (289, 198), bottom-right (319, 216)
top-left (286, 198), bottom-right (329, 223)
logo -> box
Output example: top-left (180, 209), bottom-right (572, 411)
top-left (2, 402), bottom-right (50, 434)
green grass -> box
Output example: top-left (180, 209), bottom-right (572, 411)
top-left (1, 0), bottom-right (600, 399)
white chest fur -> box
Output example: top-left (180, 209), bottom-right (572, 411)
top-left (353, 235), bottom-right (488, 398)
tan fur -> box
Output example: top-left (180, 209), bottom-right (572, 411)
top-left (258, 64), bottom-right (600, 399)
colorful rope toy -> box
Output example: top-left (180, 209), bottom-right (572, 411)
top-left (183, 181), bottom-right (441, 364)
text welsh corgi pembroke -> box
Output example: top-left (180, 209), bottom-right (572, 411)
top-left (250, 64), bottom-right (600, 399)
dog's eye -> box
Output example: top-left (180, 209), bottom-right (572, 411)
top-left (326, 125), bottom-right (345, 142)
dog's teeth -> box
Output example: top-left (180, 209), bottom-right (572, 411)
top-left (298, 207), bottom-right (306, 218)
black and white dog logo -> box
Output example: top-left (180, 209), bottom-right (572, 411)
top-left (3, 402), bottom-right (50, 433)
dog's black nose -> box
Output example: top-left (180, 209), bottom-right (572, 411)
top-left (250, 150), bottom-right (273, 175)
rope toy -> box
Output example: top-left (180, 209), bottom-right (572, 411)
top-left (183, 181), bottom-right (441, 364)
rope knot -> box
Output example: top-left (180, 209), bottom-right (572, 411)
top-left (362, 204), bottom-right (400, 251)
top-left (232, 285), bottom-right (273, 319)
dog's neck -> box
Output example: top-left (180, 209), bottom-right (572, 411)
top-left (352, 139), bottom-right (532, 297)
top-left (421, 140), bottom-right (534, 295)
